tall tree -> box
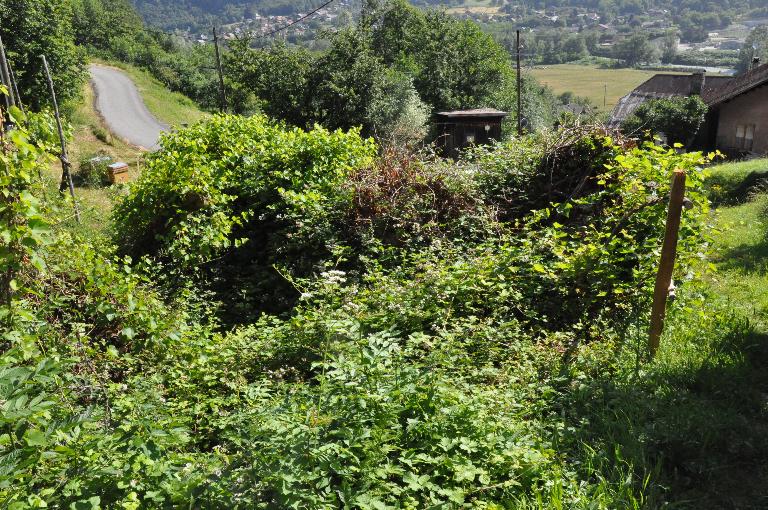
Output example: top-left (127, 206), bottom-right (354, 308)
top-left (0, 0), bottom-right (86, 110)
top-left (613, 31), bottom-right (657, 66)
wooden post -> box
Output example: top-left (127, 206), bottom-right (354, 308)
top-left (7, 61), bottom-right (24, 116)
top-left (0, 35), bottom-right (16, 111)
top-left (516, 30), bottom-right (522, 137)
top-left (213, 26), bottom-right (228, 113)
top-left (41, 55), bottom-right (80, 223)
top-left (648, 169), bottom-right (686, 357)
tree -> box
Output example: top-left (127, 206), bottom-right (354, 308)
top-left (0, 0), bottom-right (86, 110)
top-left (613, 31), bottom-right (657, 67)
top-left (365, 70), bottom-right (429, 146)
top-left (71, 0), bottom-right (143, 51)
top-left (661, 30), bottom-right (679, 64)
top-left (311, 28), bottom-right (391, 134)
top-left (738, 25), bottom-right (768, 73)
top-left (371, 0), bottom-right (512, 111)
top-left (226, 38), bottom-right (315, 126)
top-left (622, 95), bottom-right (708, 147)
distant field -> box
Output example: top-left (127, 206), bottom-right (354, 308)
top-left (530, 64), bottom-right (664, 112)
top-left (444, 0), bottom-right (504, 14)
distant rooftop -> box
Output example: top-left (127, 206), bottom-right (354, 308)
top-left (436, 108), bottom-right (508, 118)
top-left (609, 73), bottom-right (734, 126)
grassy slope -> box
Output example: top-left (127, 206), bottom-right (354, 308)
top-left (676, 180), bottom-right (768, 507)
top-left (706, 157), bottom-right (768, 205)
top-left (530, 64), bottom-right (666, 112)
top-left (635, 160), bottom-right (768, 507)
top-left (560, 158), bottom-right (768, 508)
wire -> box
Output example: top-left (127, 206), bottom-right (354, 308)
top-left (255, 0), bottom-right (337, 40)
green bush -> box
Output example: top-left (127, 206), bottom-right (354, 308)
top-left (622, 96), bottom-right (708, 147)
top-left (112, 114), bottom-right (377, 321)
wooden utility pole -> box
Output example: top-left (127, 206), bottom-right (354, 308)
top-left (0, 35), bottom-right (16, 112)
top-left (213, 26), bottom-right (228, 113)
top-left (41, 55), bottom-right (80, 223)
top-left (516, 30), bottom-right (523, 136)
top-left (648, 169), bottom-right (687, 357)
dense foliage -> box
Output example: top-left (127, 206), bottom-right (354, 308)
top-left (11, 78), bottom-right (765, 508)
top-left (622, 95), bottom-right (708, 147)
top-left (0, 0), bottom-right (87, 110)
top-left (228, 0), bottom-right (558, 139)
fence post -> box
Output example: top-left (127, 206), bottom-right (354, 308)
top-left (41, 55), bottom-right (80, 223)
top-left (648, 169), bottom-right (686, 357)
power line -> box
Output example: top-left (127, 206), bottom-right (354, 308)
top-left (255, 0), bottom-right (337, 40)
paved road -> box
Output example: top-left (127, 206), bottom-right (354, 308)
top-left (90, 65), bottom-right (168, 150)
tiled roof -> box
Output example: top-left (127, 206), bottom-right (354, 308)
top-left (704, 63), bottom-right (768, 106)
top-left (609, 74), bottom-right (734, 126)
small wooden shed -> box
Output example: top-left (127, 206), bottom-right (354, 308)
top-left (434, 108), bottom-right (508, 158)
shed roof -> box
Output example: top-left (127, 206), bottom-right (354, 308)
top-left (436, 108), bottom-right (508, 119)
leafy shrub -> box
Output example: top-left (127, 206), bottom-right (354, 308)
top-left (622, 95), bottom-right (708, 147)
top-left (112, 115), bottom-right (376, 321)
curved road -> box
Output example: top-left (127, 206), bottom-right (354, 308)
top-left (90, 65), bottom-right (168, 150)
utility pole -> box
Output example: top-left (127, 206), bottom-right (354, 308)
top-left (213, 26), bottom-right (228, 113)
top-left (0, 35), bottom-right (16, 112)
top-left (41, 55), bottom-right (80, 223)
top-left (516, 30), bottom-right (523, 137)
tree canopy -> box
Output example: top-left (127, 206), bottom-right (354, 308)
top-left (622, 95), bottom-right (708, 146)
top-left (0, 0), bottom-right (86, 109)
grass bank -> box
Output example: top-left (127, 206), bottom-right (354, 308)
top-left (706, 157), bottom-right (768, 205)
top-left (576, 159), bottom-right (768, 507)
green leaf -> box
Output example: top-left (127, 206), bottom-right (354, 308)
top-left (25, 429), bottom-right (47, 447)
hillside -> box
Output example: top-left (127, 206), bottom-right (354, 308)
top-left (133, 0), bottom-right (348, 30)
top-left (134, 0), bottom-right (764, 30)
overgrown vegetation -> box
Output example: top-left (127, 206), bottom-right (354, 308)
top-left (12, 86), bottom-right (766, 507)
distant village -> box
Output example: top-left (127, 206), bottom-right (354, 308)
top-left (179, 0), bottom-right (767, 76)
top-left (188, 0), bottom-right (354, 44)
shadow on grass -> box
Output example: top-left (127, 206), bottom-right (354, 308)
top-left (708, 170), bottom-right (768, 206)
top-left (559, 318), bottom-right (768, 508)
top-left (716, 237), bottom-right (768, 274)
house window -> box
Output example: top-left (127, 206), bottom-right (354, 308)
top-left (736, 124), bottom-right (755, 151)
